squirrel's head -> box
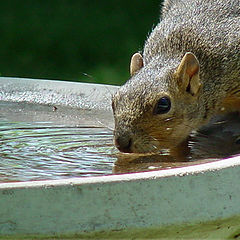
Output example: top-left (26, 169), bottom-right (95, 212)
top-left (112, 52), bottom-right (203, 153)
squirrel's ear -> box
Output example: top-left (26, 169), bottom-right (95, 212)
top-left (175, 52), bottom-right (201, 95)
top-left (130, 53), bottom-right (143, 76)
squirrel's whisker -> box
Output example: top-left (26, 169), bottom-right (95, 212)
top-left (96, 120), bottom-right (114, 131)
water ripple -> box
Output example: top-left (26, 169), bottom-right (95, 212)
top-left (0, 121), bottom-right (117, 182)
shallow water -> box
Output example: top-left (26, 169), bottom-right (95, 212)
top-left (1, 101), bottom-right (240, 182)
top-left (0, 122), bottom-right (117, 182)
top-left (0, 102), bottom-right (117, 182)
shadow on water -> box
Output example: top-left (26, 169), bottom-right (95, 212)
top-left (1, 101), bottom-right (240, 182)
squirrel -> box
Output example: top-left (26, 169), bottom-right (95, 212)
top-left (112, 0), bottom-right (240, 154)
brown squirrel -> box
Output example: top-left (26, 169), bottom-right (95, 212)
top-left (112, 0), bottom-right (240, 153)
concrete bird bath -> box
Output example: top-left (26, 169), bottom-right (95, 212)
top-left (0, 77), bottom-right (240, 239)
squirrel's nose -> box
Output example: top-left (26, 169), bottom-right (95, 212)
top-left (114, 133), bottom-right (132, 153)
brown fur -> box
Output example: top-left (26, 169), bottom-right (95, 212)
top-left (112, 0), bottom-right (240, 153)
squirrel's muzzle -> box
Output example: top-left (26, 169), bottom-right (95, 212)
top-left (114, 131), bottom-right (132, 153)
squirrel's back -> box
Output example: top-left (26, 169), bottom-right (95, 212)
top-left (145, 0), bottom-right (240, 74)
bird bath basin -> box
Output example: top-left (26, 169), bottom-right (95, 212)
top-left (0, 77), bottom-right (240, 239)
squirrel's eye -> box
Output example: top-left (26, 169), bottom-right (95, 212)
top-left (153, 97), bottom-right (171, 115)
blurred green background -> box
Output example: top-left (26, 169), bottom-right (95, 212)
top-left (0, 1), bottom-right (160, 85)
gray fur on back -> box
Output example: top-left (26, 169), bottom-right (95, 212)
top-left (144, 0), bottom-right (240, 78)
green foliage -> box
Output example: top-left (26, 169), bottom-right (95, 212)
top-left (0, 0), bottom-right (160, 85)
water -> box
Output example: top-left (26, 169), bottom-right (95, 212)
top-left (1, 101), bottom-right (240, 182)
top-left (0, 102), bottom-right (117, 182)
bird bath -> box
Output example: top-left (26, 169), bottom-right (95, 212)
top-left (0, 77), bottom-right (240, 239)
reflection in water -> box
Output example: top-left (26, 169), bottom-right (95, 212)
top-left (189, 112), bottom-right (240, 159)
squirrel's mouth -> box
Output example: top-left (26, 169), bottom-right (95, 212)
top-left (113, 127), bottom-right (191, 154)
top-left (114, 133), bottom-right (165, 154)
top-left (114, 136), bottom-right (132, 153)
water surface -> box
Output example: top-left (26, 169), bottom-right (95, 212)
top-left (1, 101), bottom-right (240, 182)
top-left (0, 102), bottom-right (117, 182)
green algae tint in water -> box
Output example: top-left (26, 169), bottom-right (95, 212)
top-left (0, 102), bottom-right (117, 182)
